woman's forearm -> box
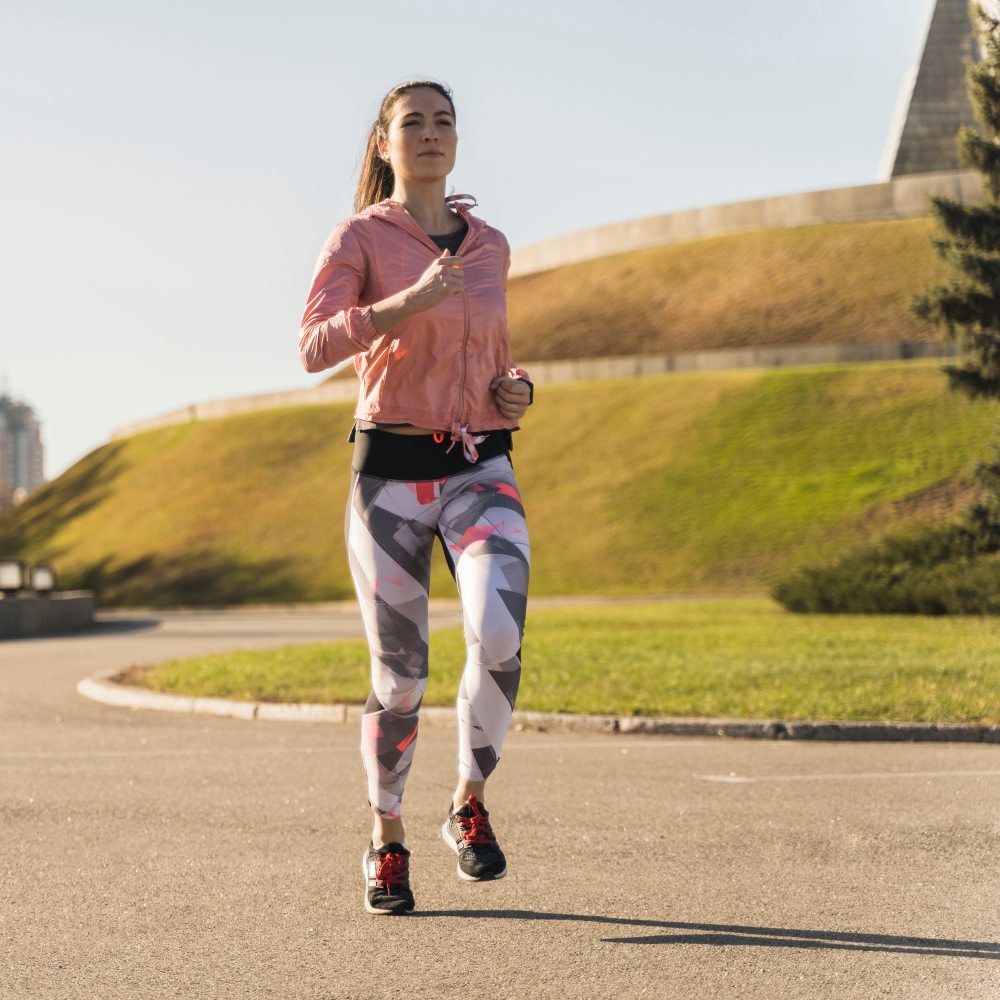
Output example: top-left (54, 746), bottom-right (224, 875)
top-left (370, 288), bottom-right (426, 336)
top-left (369, 253), bottom-right (465, 336)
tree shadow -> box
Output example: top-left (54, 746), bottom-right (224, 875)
top-left (69, 549), bottom-right (310, 607)
top-left (0, 441), bottom-right (129, 555)
top-left (413, 911), bottom-right (999, 960)
top-left (0, 616), bottom-right (162, 644)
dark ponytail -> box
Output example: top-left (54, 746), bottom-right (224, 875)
top-left (354, 80), bottom-right (456, 215)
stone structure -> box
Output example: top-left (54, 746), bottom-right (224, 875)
top-left (0, 393), bottom-right (44, 513)
top-left (879, 0), bottom-right (981, 180)
top-left (0, 592), bottom-right (94, 639)
top-left (508, 168), bottom-right (982, 278)
top-left (110, 339), bottom-right (955, 442)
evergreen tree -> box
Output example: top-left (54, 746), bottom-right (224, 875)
top-left (914, 3), bottom-right (1000, 536)
top-left (772, 5), bottom-right (1000, 614)
top-left (914, 4), bottom-right (1000, 400)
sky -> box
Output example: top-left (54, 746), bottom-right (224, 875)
top-left (1, 0), bottom-right (935, 478)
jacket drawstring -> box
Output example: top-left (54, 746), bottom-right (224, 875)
top-left (445, 194), bottom-right (478, 213)
top-left (447, 423), bottom-right (487, 463)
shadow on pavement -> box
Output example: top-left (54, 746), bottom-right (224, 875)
top-left (0, 617), bottom-right (162, 643)
top-left (90, 617), bottom-right (161, 634)
top-left (416, 912), bottom-right (999, 959)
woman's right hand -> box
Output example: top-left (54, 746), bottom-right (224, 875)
top-left (369, 249), bottom-right (465, 335)
top-left (408, 249), bottom-right (464, 311)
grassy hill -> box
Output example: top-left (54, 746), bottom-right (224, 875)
top-left (505, 218), bottom-right (947, 361)
top-left (0, 361), bottom-right (995, 607)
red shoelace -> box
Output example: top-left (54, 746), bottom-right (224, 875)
top-left (376, 851), bottom-right (409, 896)
top-left (456, 797), bottom-right (494, 846)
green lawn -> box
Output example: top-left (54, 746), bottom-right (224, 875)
top-left (127, 599), bottom-right (1000, 725)
top-left (0, 362), bottom-right (994, 606)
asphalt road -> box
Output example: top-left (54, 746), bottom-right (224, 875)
top-left (2, 605), bottom-right (999, 999)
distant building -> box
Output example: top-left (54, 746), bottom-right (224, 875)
top-left (0, 394), bottom-right (44, 513)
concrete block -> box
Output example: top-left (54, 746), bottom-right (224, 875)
top-left (193, 697), bottom-right (257, 721)
top-left (256, 702), bottom-right (346, 723)
top-left (825, 182), bottom-right (895, 221)
top-left (729, 199), bottom-right (768, 231)
top-left (892, 170), bottom-right (963, 213)
top-left (511, 710), bottom-right (618, 734)
top-left (625, 214), bottom-right (673, 248)
top-left (697, 203), bottom-right (729, 237)
top-left (778, 190), bottom-right (828, 227)
top-left (0, 592), bottom-right (94, 638)
top-left (957, 170), bottom-right (985, 202)
top-left (76, 678), bottom-right (198, 713)
top-left (666, 209), bottom-right (702, 244)
top-left (543, 360), bottom-right (580, 385)
top-left (608, 356), bottom-right (645, 379)
top-left (637, 355), bottom-right (669, 376)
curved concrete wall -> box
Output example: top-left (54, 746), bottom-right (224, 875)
top-left (110, 340), bottom-right (953, 442)
top-left (508, 169), bottom-right (983, 278)
top-left (109, 170), bottom-right (977, 442)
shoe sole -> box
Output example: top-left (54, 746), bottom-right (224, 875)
top-left (440, 819), bottom-right (508, 881)
top-left (361, 850), bottom-right (413, 915)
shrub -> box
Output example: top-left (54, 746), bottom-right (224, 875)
top-left (771, 518), bottom-right (1000, 614)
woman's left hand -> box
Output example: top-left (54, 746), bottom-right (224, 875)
top-left (490, 376), bottom-right (531, 420)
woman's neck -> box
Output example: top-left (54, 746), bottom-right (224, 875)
top-left (390, 178), bottom-right (462, 235)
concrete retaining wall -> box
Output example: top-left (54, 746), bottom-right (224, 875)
top-left (523, 340), bottom-right (955, 387)
top-left (508, 169), bottom-right (983, 277)
top-left (0, 592), bottom-right (94, 639)
top-left (109, 340), bottom-right (955, 441)
top-left (111, 381), bottom-right (361, 441)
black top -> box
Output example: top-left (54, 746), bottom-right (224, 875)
top-left (428, 222), bottom-right (468, 256)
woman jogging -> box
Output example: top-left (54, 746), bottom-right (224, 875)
top-left (298, 80), bottom-right (532, 915)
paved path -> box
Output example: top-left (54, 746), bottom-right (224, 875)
top-left (2, 606), bottom-right (999, 999)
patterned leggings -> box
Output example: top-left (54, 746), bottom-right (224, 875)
top-left (347, 455), bottom-right (530, 819)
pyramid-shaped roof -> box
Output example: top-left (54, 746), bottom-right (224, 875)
top-left (879, 0), bottom-right (981, 180)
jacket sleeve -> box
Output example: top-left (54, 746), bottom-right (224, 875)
top-left (298, 222), bottom-right (381, 373)
top-left (498, 232), bottom-right (529, 383)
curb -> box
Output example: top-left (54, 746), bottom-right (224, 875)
top-left (76, 669), bottom-right (1000, 744)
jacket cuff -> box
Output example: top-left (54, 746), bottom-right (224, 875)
top-left (347, 306), bottom-right (379, 350)
top-left (509, 367), bottom-right (533, 405)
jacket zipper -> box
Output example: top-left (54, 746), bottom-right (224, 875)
top-left (453, 224), bottom-right (473, 427)
top-left (398, 209), bottom-right (474, 427)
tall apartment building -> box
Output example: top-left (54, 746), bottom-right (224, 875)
top-left (0, 393), bottom-right (44, 513)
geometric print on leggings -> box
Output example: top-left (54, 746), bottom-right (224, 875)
top-left (347, 456), bottom-right (530, 819)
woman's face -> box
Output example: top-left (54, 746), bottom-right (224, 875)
top-left (379, 87), bottom-right (457, 184)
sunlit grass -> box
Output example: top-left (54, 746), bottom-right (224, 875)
top-left (0, 362), bottom-right (994, 605)
top-left (130, 599), bottom-right (1000, 725)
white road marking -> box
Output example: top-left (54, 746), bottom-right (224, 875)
top-left (698, 769), bottom-right (1000, 784)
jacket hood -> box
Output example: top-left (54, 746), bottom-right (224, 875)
top-left (360, 195), bottom-right (485, 248)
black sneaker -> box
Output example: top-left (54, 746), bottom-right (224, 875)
top-left (441, 796), bottom-right (507, 881)
top-left (361, 842), bottom-right (414, 915)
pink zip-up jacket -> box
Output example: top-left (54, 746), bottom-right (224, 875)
top-left (299, 196), bottom-right (528, 439)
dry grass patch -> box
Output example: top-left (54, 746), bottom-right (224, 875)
top-left (507, 218), bottom-right (946, 361)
